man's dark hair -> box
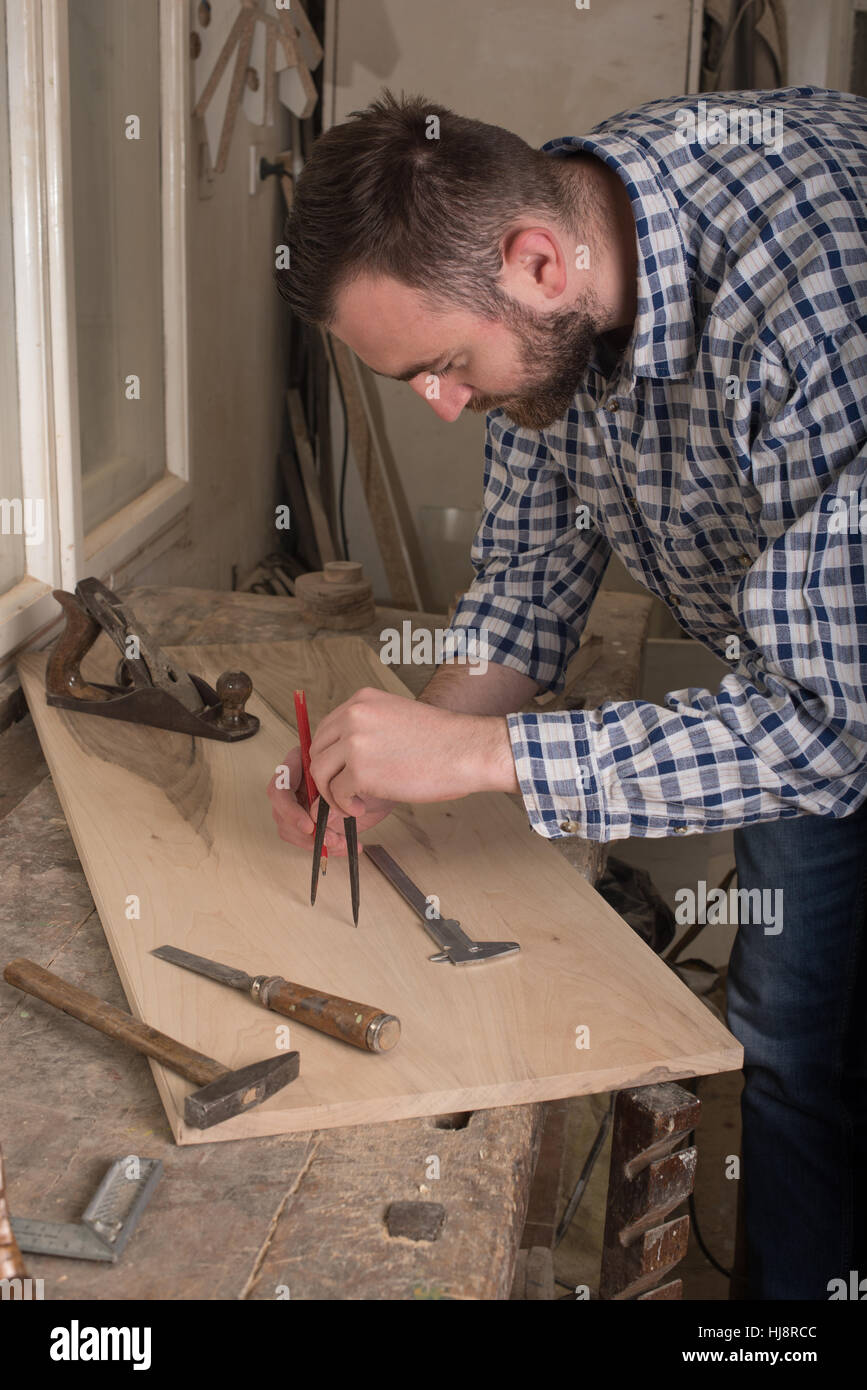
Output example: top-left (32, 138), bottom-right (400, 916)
top-left (275, 89), bottom-right (581, 327)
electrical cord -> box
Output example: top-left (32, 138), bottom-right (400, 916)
top-left (685, 1079), bottom-right (733, 1281)
top-left (324, 331), bottom-right (351, 560)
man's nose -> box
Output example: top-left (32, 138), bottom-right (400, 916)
top-left (409, 374), bottom-right (472, 422)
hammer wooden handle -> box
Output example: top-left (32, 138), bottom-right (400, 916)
top-left (4, 958), bottom-right (226, 1087)
top-left (256, 976), bottom-right (400, 1052)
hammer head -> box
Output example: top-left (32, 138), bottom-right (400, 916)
top-left (184, 1052), bottom-right (300, 1130)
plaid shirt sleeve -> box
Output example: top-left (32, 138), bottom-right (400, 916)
top-left (449, 412), bottom-right (611, 692)
top-left (506, 325), bottom-right (867, 842)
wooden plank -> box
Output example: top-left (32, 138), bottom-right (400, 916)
top-left (286, 388), bottom-right (336, 564)
top-left (327, 334), bottom-right (425, 610)
top-left (16, 638), bottom-right (741, 1146)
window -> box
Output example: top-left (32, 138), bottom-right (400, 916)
top-left (0, 0), bottom-right (189, 669)
top-left (0, 0), bottom-right (24, 596)
top-left (69, 0), bottom-right (167, 532)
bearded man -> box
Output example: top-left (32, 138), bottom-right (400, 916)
top-left (271, 88), bottom-right (867, 1301)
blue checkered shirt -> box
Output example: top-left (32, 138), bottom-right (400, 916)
top-left (449, 87), bottom-right (867, 842)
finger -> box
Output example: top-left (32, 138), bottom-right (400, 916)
top-left (329, 770), bottom-right (368, 818)
top-left (267, 747), bottom-right (304, 800)
top-left (310, 688), bottom-right (377, 755)
top-left (309, 714), bottom-right (343, 759)
top-left (270, 800), bottom-right (350, 854)
top-left (269, 795), bottom-right (313, 844)
top-left (270, 802), bottom-right (315, 848)
top-left (317, 760), bottom-right (362, 819)
top-left (309, 746), bottom-right (348, 812)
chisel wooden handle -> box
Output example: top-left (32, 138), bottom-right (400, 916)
top-left (4, 958), bottom-right (226, 1087)
top-left (254, 975), bottom-right (400, 1053)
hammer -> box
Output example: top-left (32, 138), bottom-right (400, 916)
top-left (3, 958), bottom-right (300, 1130)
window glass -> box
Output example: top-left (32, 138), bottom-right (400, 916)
top-left (68, 0), bottom-right (166, 533)
top-left (0, 0), bottom-right (25, 594)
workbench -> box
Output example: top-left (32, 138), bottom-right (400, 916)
top-left (0, 585), bottom-right (705, 1300)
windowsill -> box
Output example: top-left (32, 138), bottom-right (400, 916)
top-left (84, 471), bottom-right (192, 575)
top-left (0, 472), bottom-right (191, 674)
top-left (0, 575), bottom-right (57, 678)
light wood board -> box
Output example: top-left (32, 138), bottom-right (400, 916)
top-left (16, 638), bottom-right (742, 1145)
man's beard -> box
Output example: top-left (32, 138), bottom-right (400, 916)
top-left (467, 291), bottom-right (603, 431)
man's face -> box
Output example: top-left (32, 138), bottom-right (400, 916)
top-left (331, 273), bottom-right (602, 431)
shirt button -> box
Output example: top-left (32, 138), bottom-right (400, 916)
top-left (738, 553), bottom-right (751, 569)
top-left (673, 825), bottom-right (689, 835)
top-left (604, 399), bottom-right (619, 413)
top-left (559, 820), bottom-right (582, 833)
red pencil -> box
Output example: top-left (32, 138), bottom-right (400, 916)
top-left (294, 689), bottom-right (327, 868)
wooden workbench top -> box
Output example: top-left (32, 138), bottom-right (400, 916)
top-left (0, 586), bottom-right (651, 1299)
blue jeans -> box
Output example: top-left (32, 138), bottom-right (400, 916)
top-left (727, 802), bottom-right (867, 1300)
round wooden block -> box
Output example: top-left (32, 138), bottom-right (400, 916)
top-left (295, 562), bottom-right (376, 630)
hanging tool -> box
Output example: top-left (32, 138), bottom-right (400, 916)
top-left (3, 959), bottom-right (300, 1130)
top-left (151, 945), bottom-right (399, 1053)
top-left (46, 577), bottom-right (259, 742)
top-left (10, 1156), bottom-right (163, 1263)
top-left (294, 689), bottom-right (360, 926)
top-left (365, 846), bottom-right (521, 965)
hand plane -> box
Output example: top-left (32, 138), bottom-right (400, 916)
top-left (45, 577), bottom-right (259, 742)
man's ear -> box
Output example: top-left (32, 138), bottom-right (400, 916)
top-left (499, 225), bottom-right (569, 302)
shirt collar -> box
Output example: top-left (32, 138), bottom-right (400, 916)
top-left (542, 131), bottom-right (697, 383)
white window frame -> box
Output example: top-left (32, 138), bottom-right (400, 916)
top-left (0, 0), bottom-right (190, 674)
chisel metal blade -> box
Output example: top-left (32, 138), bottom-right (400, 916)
top-left (151, 945), bottom-right (253, 992)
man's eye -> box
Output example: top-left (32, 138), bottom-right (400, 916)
top-left (437, 361), bottom-right (455, 377)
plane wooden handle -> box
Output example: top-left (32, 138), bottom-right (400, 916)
top-left (256, 976), bottom-right (400, 1053)
top-left (4, 958), bottom-right (226, 1087)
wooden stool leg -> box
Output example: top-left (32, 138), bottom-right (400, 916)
top-left (599, 1082), bottom-right (700, 1300)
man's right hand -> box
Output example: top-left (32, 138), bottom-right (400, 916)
top-left (267, 745), bottom-right (395, 856)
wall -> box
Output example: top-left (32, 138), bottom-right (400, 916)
top-left (132, 83), bottom-right (292, 591)
top-left (325, 0), bottom-right (700, 605)
top-left (782, 0), bottom-right (840, 86)
top-left (135, 1), bottom-right (846, 603)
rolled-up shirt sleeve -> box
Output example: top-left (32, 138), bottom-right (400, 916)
top-left (449, 412), bottom-right (611, 692)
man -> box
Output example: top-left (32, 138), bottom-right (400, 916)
top-left (270, 88), bottom-right (867, 1300)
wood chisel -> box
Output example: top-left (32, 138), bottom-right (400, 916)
top-left (151, 945), bottom-right (400, 1052)
top-left (364, 845), bottom-right (521, 965)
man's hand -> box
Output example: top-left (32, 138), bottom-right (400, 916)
top-left (267, 744), bottom-right (395, 856)
top-left (308, 687), bottom-right (519, 818)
